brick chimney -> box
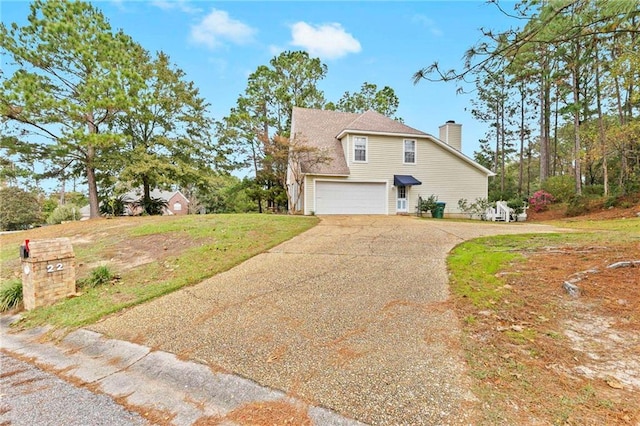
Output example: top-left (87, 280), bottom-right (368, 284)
top-left (439, 120), bottom-right (462, 151)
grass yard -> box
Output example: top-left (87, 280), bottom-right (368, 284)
top-left (0, 214), bottom-right (317, 329)
top-left (449, 217), bottom-right (640, 425)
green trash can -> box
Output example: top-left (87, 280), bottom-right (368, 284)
top-left (433, 202), bottom-right (446, 219)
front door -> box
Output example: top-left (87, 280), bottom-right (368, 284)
top-left (396, 185), bottom-right (407, 212)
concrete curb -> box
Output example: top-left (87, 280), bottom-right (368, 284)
top-left (0, 316), bottom-right (366, 426)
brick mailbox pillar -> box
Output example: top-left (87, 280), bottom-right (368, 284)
top-left (20, 238), bottom-right (76, 310)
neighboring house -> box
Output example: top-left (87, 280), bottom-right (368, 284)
top-left (123, 188), bottom-right (190, 216)
top-left (78, 189), bottom-right (189, 219)
top-left (287, 107), bottom-right (494, 216)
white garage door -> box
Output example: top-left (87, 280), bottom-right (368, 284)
top-left (315, 181), bottom-right (386, 214)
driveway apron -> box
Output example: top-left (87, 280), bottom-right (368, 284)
top-left (90, 216), bottom-right (557, 425)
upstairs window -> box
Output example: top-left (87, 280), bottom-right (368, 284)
top-left (354, 136), bottom-right (367, 162)
top-left (404, 139), bottom-right (416, 164)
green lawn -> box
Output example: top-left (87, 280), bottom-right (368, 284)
top-left (1, 214), bottom-right (318, 329)
top-left (448, 217), bottom-right (640, 307)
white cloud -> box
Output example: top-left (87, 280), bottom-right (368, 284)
top-left (290, 22), bottom-right (361, 60)
top-left (151, 0), bottom-right (202, 14)
top-left (268, 44), bottom-right (285, 56)
top-left (412, 14), bottom-right (443, 37)
top-left (111, 0), bottom-right (126, 11)
top-left (191, 9), bottom-right (256, 49)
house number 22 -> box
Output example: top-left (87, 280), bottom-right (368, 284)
top-left (46, 263), bottom-right (64, 273)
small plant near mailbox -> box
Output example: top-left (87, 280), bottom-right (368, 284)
top-left (77, 265), bottom-right (117, 289)
top-left (0, 279), bottom-right (23, 312)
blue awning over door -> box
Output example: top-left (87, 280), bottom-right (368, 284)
top-left (394, 175), bottom-right (422, 186)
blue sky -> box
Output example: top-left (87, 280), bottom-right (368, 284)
top-left (2, 0), bottom-right (521, 161)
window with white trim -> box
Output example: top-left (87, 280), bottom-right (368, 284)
top-left (354, 136), bottom-right (367, 162)
top-left (404, 139), bottom-right (416, 164)
top-left (173, 202), bottom-right (182, 211)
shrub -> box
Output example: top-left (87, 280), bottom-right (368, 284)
top-left (458, 198), bottom-right (471, 218)
top-left (46, 204), bottom-right (82, 225)
top-left (133, 197), bottom-right (168, 216)
top-left (100, 195), bottom-right (128, 216)
top-left (0, 280), bottom-right (23, 312)
top-left (0, 187), bottom-right (43, 231)
top-left (604, 195), bottom-right (619, 208)
top-left (489, 190), bottom-right (517, 203)
top-left (77, 265), bottom-right (114, 289)
top-left (507, 198), bottom-right (526, 215)
top-left (566, 195), bottom-right (589, 217)
top-left (458, 197), bottom-right (492, 219)
top-left (541, 175), bottom-right (575, 202)
top-left (582, 185), bottom-right (604, 198)
top-left (529, 190), bottom-right (555, 213)
top-left (418, 194), bottom-right (438, 213)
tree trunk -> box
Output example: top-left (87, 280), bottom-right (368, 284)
top-left (494, 100), bottom-right (499, 175)
top-left (572, 60), bottom-right (582, 196)
top-left (86, 112), bottom-right (100, 218)
top-left (539, 59), bottom-right (551, 184)
top-left (86, 150), bottom-right (100, 219)
top-left (500, 98), bottom-right (505, 194)
top-left (518, 86), bottom-right (525, 196)
top-left (527, 141), bottom-right (532, 198)
top-left (594, 44), bottom-right (608, 196)
top-left (553, 88), bottom-right (559, 176)
top-left (59, 178), bottom-right (66, 205)
top-left (143, 175), bottom-right (151, 203)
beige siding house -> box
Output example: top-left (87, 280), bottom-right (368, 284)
top-left (287, 107), bottom-right (493, 216)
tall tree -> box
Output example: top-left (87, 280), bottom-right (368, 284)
top-left (112, 51), bottom-right (219, 212)
top-left (219, 51), bottom-right (327, 212)
top-left (327, 82), bottom-right (401, 119)
top-left (0, 0), bottom-right (144, 218)
top-left (471, 68), bottom-right (516, 195)
top-left (413, 0), bottom-right (640, 198)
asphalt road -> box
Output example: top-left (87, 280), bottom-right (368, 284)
top-left (0, 351), bottom-right (148, 426)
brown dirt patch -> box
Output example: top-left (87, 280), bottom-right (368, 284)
top-left (528, 201), bottom-right (640, 222)
top-left (456, 238), bottom-right (640, 424)
top-left (193, 400), bottom-right (312, 426)
top-left (77, 233), bottom-right (198, 278)
top-left (1, 217), bottom-right (203, 283)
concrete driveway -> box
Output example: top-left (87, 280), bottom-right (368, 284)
top-left (90, 216), bottom-right (557, 425)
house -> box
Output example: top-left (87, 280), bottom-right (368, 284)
top-left (77, 189), bottom-right (190, 219)
top-left (287, 107), bottom-right (494, 216)
top-left (123, 188), bottom-right (190, 216)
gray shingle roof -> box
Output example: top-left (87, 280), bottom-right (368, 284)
top-left (291, 107), bottom-right (429, 175)
top-left (291, 107), bottom-right (358, 175)
top-left (341, 110), bottom-right (429, 137)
